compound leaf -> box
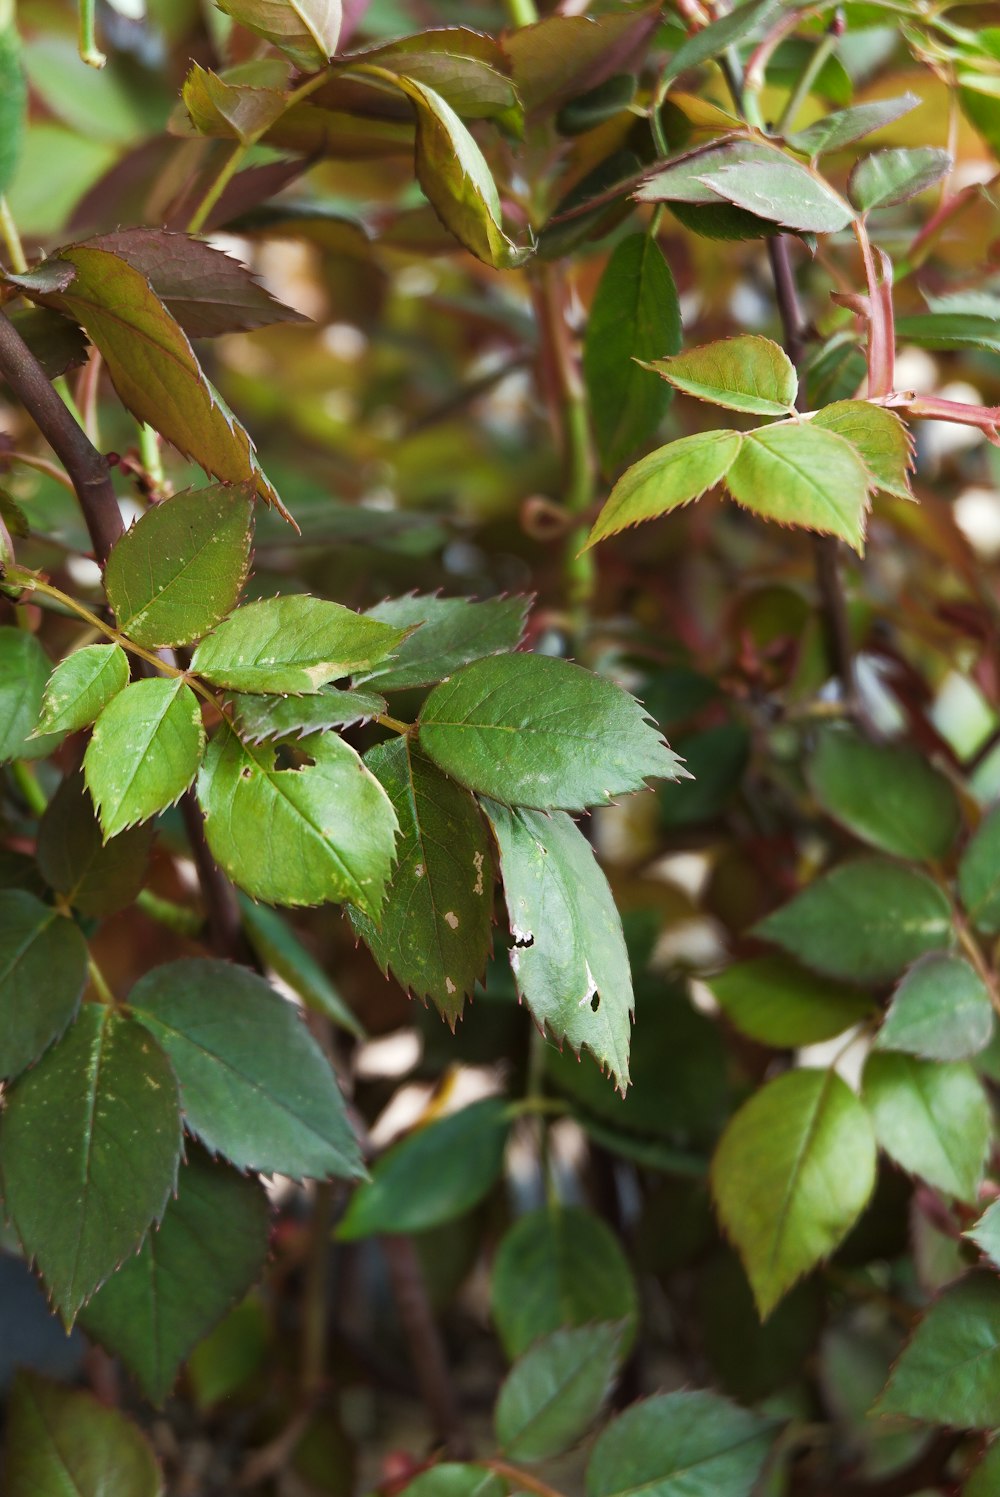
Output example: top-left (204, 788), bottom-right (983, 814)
top-left (810, 400), bottom-right (914, 500)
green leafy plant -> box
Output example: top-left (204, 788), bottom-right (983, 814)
top-left (1, 0), bottom-right (1000, 1492)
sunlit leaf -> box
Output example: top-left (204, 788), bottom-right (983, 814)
top-left (725, 421), bottom-right (872, 551)
top-left (585, 430), bottom-right (742, 547)
top-left (84, 677), bottom-right (205, 838)
top-left (810, 400), bottom-right (914, 499)
top-left (197, 726), bottom-right (397, 914)
top-left (698, 159), bottom-right (854, 233)
top-left (848, 146), bottom-right (951, 212)
top-left (786, 94), bottom-right (920, 157)
top-left (216, 0), bottom-right (342, 71)
top-left (192, 594), bottom-right (405, 694)
top-left (36, 644), bottom-right (129, 735)
top-left (419, 653), bottom-right (684, 811)
top-left (712, 1068), bottom-right (876, 1317)
top-left (649, 336), bottom-right (797, 416)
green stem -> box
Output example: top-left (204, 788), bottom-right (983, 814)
top-left (503, 0), bottom-right (539, 25)
top-left (138, 423), bottom-right (165, 495)
top-left (186, 142), bottom-right (249, 235)
top-left (777, 26), bottom-right (839, 134)
top-left (375, 713), bottom-right (412, 735)
top-left (0, 196), bottom-right (27, 274)
top-left (485, 1461), bottom-right (568, 1497)
top-left (87, 955), bottom-right (118, 1008)
top-left (10, 759), bottom-right (48, 815)
top-left (53, 375), bottom-right (87, 433)
top-left (136, 889), bottom-right (204, 938)
top-left (78, 0), bottom-right (106, 67)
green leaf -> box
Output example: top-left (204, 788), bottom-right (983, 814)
top-left (36, 644), bottom-right (129, 735)
top-left (37, 770), bottom-right (153, 917)
top-left (129, 957), bottom-right (365, 1179)
top-left (959, 806), bottom-right (1000, 935)
top-left (699, 1250), bottom-right (824, 1402)
top-left (810, 400), bottom-right (914, 500)
top-left (5, 304), bottom-right (89, 379)
top-left (966, 1199), bottom-right (1000, 1269)
top-left (216, 0), bottom-right (342, 70)
top-left (81, 1149), bottom-right (270, 1405)
top-left (191, 594), bottom-right (405, 694)
top-left (786, 94), bottom-right (920, 157)
top-left (725, 421), bottom-right (872, 552)
top-left (390, 75), bottom-right (528, 269)
top-left (892, 312), bottom-right (1000, 356)
top-left (238, 896), bottom-right (364, 1037)
top-left (84, 677), bottom-right (205, 838)
top-left (401, 1467), bottom-right (506, 1497)
top-left (0, 890), bottom-right (87, 1080)
top-left (698, 159), bottom-right (854, 233)
top-left (83, 228), bottom-right (307, 338)
top-left (104, 484), bottom-right (254, 649)
top-left (344, 30), bottom-right (518, 121)
top-left (0, 627), bottom-right (62, 763)
top-left (0, 23), bottom-right (25, 200)
top-left (876, 1273), bottom-right (1000, 1428)
top-left (491, 1205), bottom-right (638, 1359)
top-left (862, 1051), bottom-right (990, 1203)
top-left (583, 233), bottom-right (681, 472)
top-left (636, 138), bottom-right (787, 208)
top-left (807, 725), bottom-right (959, 860)
top-left (19, 247), bottom-right (289, 517)
top-left (584, 430), bottom-right (742, 548)
top-left (354, 592), bottom-right (529, 692)
top-left (6, 1371), bottom-right (163, 1497)
top-left (502, 8), bottom-right (659, 115)
top-left (182, 61), bottom-right (290, 144)
top-left (755, 858), bottom-right (953, 984)
top-left (707, 955), bottom-right (874, 1048)
top-left (350, 737), bottom-right (493, 1020)
top-left (711, 1068), bottom-right (877, 1317)
top-left (419, 653), bottom-right (683, 811)
top-left (965, 1440), bottom-right (1000, 1497)
top-left (848, 146), bottom-right (952, 212)
top-left (877, 954), bottom-right (995, 1062)
top-left (495, 1322), bottom-right (622, 1462)
top-left (0, 1004), bottom-right (182, 1324)
top-left (197, 726), bottom-right (397, 914)
top-left (585, 1390), bottom-right (777, 1497)
top-left (649, 336), bottom-right (796, 417)
top-left (233, 685), bottom-right (387, 741)
top-left (665, 0), bottom-right (784, 79)
top-left (337, 1098), bottom-right (508, 1240)
top-left (484, 801), bottom-right (633, 1089)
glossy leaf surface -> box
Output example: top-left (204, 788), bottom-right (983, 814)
top-left (36, 644), bottom-right (129, 734)
top-left (84, 677), bottom-right (205, 838)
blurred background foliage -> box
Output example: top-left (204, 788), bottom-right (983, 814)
top-left (2, 0), bottom-right (1000, 1493)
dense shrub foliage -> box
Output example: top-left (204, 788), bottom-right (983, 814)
top-left (1, 0), bottom-right (1000, 1492)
